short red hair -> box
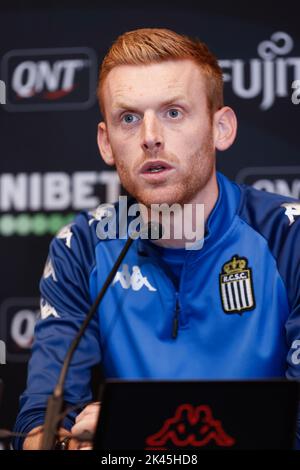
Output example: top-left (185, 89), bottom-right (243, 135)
top-left (97, 28), bottom-right (223, 117)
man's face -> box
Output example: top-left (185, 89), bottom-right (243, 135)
top-left (99, 59), bottom-right (216, 207)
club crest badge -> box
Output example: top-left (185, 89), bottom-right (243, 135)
top-left (219, 255), bottom-right (255, 315)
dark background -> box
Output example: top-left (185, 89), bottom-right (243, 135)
top-left (0, 0), bottom-right (299, 449)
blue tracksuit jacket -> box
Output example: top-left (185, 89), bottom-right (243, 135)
top-left (13, 172), bottom-right (300, 449)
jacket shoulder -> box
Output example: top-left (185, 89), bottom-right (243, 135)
top-left (237, 184), bottom-right (300, 307)
top-left (237, 183), bottom-right (300, 238)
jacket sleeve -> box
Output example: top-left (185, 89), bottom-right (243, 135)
top-left (13, 212), bottom-right (101, 449)
top-left (278, 218), bottom-right (300, 450)
top-left (239, 188), bottom-right (300, 449)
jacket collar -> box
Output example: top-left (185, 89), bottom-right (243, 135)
top-left (136, 172), bottom-right (241, 259)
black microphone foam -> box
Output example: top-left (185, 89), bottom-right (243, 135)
top-left (140, 221), bottom-right (164, 240)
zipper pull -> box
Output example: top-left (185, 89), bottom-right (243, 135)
top-left (172, 295), bottom-right (180, 339)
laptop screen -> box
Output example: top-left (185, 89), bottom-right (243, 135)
top-left (94, 379), bottom-right (299, 450)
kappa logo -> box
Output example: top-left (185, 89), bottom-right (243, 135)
top-left (88, 204), bottom-right (114, 226)
top-left (281, 202), bottom-right (300, 225)
top-left (219, 255), bottom-right (255, 315)
top-left (40, 298), bottom-right (60, 319)
top-left (113, 264), bottom-right (157, 292)
top-left (146, 403), bottom-right (235, 449)
top-left (43, 258), bottom-right (57, 282)
top-left (56, 223), bottom-right (73, 248)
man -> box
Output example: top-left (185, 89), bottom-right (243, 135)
top-left (14, 28), bottom-right (300, 450)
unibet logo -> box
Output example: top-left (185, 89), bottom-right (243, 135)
top-left (0, 213), bottom-right (74, 236)
top-left (0, 171), bottom-right (121, 237)
top-left (0, 171), bottom-right (120, 211)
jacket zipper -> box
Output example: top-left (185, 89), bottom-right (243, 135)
top-left (143, 251), bottom-right (183, 339)
top-left (172, 292), bottom-right (180, 339)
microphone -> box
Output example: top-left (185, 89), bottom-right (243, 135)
top-left (140, 220), bottom-right (164, 240)
top-left (40, 221), bottom-right (163, 450)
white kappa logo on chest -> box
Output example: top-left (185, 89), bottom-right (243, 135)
top-left (112, 264), bottom-right (157, 292)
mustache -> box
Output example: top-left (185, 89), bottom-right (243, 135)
top-left (138, 151), bottom-right (179, 166)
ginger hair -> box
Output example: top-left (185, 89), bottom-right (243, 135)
top-left (97, 28), bottom-right (223, 118)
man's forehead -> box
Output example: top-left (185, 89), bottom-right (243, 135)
top-left (103, 60), bottom-right (205, 105)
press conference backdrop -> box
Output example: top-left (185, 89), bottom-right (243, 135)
top-left (0, 1), bottom-right (299, 449)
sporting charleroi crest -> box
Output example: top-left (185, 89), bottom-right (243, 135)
top-left (219, 255), bottom-right (255, 315)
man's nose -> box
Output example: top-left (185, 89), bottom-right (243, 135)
top-left (141, 113), bottom-right (164, 155)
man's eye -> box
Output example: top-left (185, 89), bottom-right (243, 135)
top-left (167, 109), bottom-right (182, 118)
top-left (122, 114), bottom-right (139, 124)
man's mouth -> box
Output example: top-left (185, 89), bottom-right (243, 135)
top-left (148, 166), bottom-right (165, 173)
top-left (140, 161), bottom-right (174, 174)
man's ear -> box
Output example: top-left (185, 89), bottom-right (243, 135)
top-left (213, 106), bottom-right (237, 151)
top-left (97, 121), bottom-right (115, 166)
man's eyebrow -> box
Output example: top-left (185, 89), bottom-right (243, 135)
top-left (112, 95), bottom-right (188, 112)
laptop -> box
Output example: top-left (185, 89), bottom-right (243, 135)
top-left (93, 379), bottom-right (299, 450)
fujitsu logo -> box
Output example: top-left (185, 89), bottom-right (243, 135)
top-left (220, 31), bottom-right (300, 110)
top-left (1, 47), bottom-right (97, 111)
top-left (146, 403), bottom-right (235, 449)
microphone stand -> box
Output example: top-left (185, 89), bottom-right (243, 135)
top-left (40, 222), bottom-right (163, 450)
top-left (40, 235), bottom-right (135, 450)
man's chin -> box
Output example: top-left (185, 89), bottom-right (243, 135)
top-left (125, 183), bottom-right (193, 207)
top-left (135, 193), bottom-right (185, 208)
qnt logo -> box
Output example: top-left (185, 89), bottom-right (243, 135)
top-left (1, 47), bottom-right (97, 112)
top-left (0, 298), bottom-right (39, 363)
top-left (145, 404), bottom-right (235, 449)
top-left (0, 340), bottom-right (6, 364)
top-left (0, 80), bottom-right (6, 104)
top-left (236, 166), bottom-right (300, 199)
